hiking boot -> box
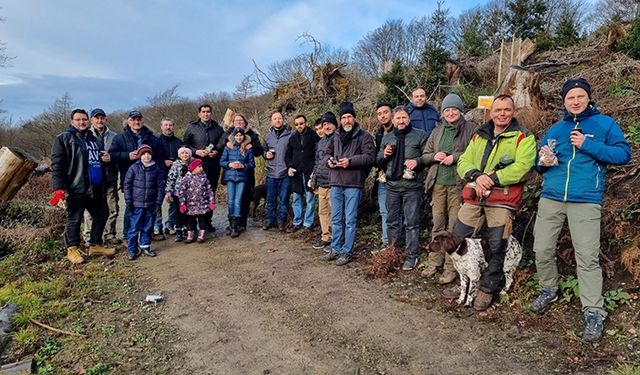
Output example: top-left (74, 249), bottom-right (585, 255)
top-left (530, 288), bottom-right (558, 314)
top-left (287, 224), bottom-right (302, 233)
top-left (402, 257), bottom-right (418, 271)
top-left (335, 253), bottom-right (352, 266)
top-left (312, 239), bottom-right (330, 250)
top-left (197, 229), bottom-right (207, 243)
top-left (582, 310), bottom-right (604, 342)
top-left (185, 231), bottom-right (195, 244)
top-left (88, 244), bottom-right (116, 257)
top-left (473, 290), bottom-right (494, 311)
top-left (127, 250), bottom-right (140, 261)
top-left (230, 218), bottom-right (239, 238)
top-left (421, 264), bottom-right (439, 278)
top-left (438, 271), bottom-right (457, 285)
top-left (237, 224), bottom-right (246, 233)
top-left (141, 248), bottom-right (157, 257)
top-left (225, 216), bottom-right (232, 235)
top-left (321, 249), bottom-right (338, 262)
top-left (262, 222), bottom-right (275, 230)
top-left (66, 246), bottom-right (85, 264)
top-left (175, 230), bottom-right (184, 242)
top-left (442, 285), bottom-right (461, 300)
top-left (278, 224), bottom-right (286, 232)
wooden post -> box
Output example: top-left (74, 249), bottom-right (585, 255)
top-left (222, 108), bottom-right (236, 128)
top-left (497, 40), bottom-right (505, 90)
top-left (0, 147), bottom-right (38, 204)
top-left (510, 35), bottom-right (516, 66)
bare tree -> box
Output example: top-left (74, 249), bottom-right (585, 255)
top-left (19, 94), bottom-right (74, 157)
top-left (352, 19), bottom-right (406, 77)
top-left (589, 0), bottom-right (640, 26)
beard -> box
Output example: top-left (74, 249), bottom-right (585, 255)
top-left (342, 125), bottom-right (353, 132)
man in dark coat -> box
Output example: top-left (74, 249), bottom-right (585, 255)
top-left (51, 109), bottom-right (116, 264)
top-left (406, 87), bottom-right (440, 138)
top-left (154, 117), bottom-right (182, 237)
top-left (285, 114), bottom-right (319, 233)
top-left (183, 104), bottom-right (225, 231)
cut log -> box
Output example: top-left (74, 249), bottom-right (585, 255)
top-left (222, 108), bottom-right (235, 128)
top-left (495, 66), bottom-right (544, 111)
top-left (0, 147), bottom-right (38, 204)
top-left (0, 358), bottom-right (34, 374)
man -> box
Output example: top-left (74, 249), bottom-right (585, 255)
top-left (109, 110), bottom-right (163, 239)
top-left (154, 117), bottom-right (182, 238)
top-left (455, 95), bottom-right (536, 311)
top-left (51, 109), bottom-right (116, 264)
top-left (263, 111), bottom-right (293, 231)
top-left (313, 118), bottom-right (324, 138)
top-left (377, 106), bottom-right (428, 270)
top-left (216, 113), bottom-right (263, 233)
top-left (321, 102), bottom-right (376, 266)
top-left (406, 87), bottom-right (440, 137)
top-left (83, 108), bottom-right (121, 246)
top-left (373, 102), bottom-right (394, 248)
top-left (530, 78), bottom-right (631, 342)
top-left (310, 112), bottom-right (337, 250)
top-left (183, 104), bottom-right (225, 231)
top-left (285, 114), bottom-right (319, 233)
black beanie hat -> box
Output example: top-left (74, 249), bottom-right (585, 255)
top-left (561, 78), bottom-right (592, 99)
top-left (231, 128), bottom-right (245, 136)
top-left (338, 101), bottom-right (356, 118)
top-left (320, 111), bottom-right (338, 126)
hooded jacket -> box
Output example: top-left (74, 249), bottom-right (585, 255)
top-left (176, 172), bottom-right (215, 216)
top-left (221, 134), bottom-right (255, 183)
top-left (325, 123), bottom-right (376, 188)
top-left (264, 125), bottom-right (293, 179)
top-left (537, 104), bottom-right (631, 204)
top-left (216, 127), bottom-right (263, 183)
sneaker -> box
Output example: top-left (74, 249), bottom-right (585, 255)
top-left (278, 224), bottom-right (286, 232)
top-left (582, 310), bottom-right (604, 342)
top-left (320, 250), bottom-right (338, 262)
top-left (262, 222), bottom-right (275, 230)
top-left (421, 264), bottom-right (439, 278)
top-left (127, 251), bottom-right (140, 261)
top-left (335, 253), bottom-right (352, 266)
top-left (174, 231), bottom-right (184, 242)
top-left (152, 231), bottom-right (165, 241)
top-left (153, 228), bottom-right (162, 235)
top-left (287, 224), bottom-right (302, 233)
top-left (88, 244), bottom-right (116, 257)
top-left (312, 240), bottom-right (330, 250)
top-left (402, 257), bottom-right (418, 271)
top-left (438, 271), bottom-right (457, 285)
top-left (473, 290), bottom-right (494, 311)
top-left (141, 248), bottom-right (157, 257)
top-left (530, 288), bottom-right (558, 314)
top-left (66, 246), bottom-right (85, 264)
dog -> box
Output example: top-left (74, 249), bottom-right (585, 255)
top-left (251, 183), bottom-right (267, 218)
top-left (427, 231), bottom-right (523, 307)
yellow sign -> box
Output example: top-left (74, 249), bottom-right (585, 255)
top-left (477, 96), bottom-right (494, 109)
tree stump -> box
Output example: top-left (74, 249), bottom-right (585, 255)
top-left (0, 147), bottom-right (38, 204)
top-left (496, 66), bottom-right (544, 111)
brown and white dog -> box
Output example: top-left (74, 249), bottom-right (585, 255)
top-left (427, 231), bottom-right (523, 306)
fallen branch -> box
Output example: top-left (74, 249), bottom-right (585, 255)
top-left (29, 319), bottom-right (87, 337)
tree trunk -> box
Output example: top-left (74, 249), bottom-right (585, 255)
top-left (0, 147), bottom-right (38, 203)
top-left (496, 66), bottom-right (544, 111)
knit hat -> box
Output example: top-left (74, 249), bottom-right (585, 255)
top-left (232, 128), bottom-right (246, 136)
top-left (338, 101), bottom-right (356, 118)
top-left (561, 78), bottom-right (591, 99)
top-left (177, 147), bottom-right (192, 158)
top-left (188, 159), bottom-right (202, 172)
top-left (441, 93), bottom-right (465, 112)
top-left (136, 144), bottom-right (153, 157)
top-left (320, 111), bottom-right (338, 126)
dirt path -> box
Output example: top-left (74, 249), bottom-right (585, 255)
top-left (139, 215), bottom-right (563, 375)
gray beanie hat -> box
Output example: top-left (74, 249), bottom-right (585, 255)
top-left (441, 93), bottom-right (464, 112)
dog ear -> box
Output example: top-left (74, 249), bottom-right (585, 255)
top-left (428, 232), bottom-right (445, 253)
top-left (449, 232), bottom-right (467, 256)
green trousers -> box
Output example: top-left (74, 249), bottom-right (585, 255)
top-left (533, 197), bottom-right (606, 316)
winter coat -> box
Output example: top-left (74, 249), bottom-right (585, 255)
top-left (407, 102), bottom-right (441, 137)
top-left (263, 125), bottom-right (293, 179)
top-left (123, 161), bottom-right (165, 208)
top-left (376, 127), bottom-right (428, 192)
top-left (176, 172), bottom-right (215, 216)
top-left (325, 123), bottom-right (376, 188)
top-left (109, 125), bottom-right (164, 187)
top-left (216, 127), bottom-right (263, 185)
top-left (165, 158), bottom-right (190, 196)
top-left (221, 136), bottom-right (255, 183)
top-left (311, 134), bottom-right (333, 188)
top-left (158, 134), bottom-right (182, 162)
top-left (422, 118), bottom-right (477, 191)
top-left (285, 128), bottom-right (319, 193)
top-left (457, 118), bottom-right (536, 187)
top-left (51, 125), bottom-right (105, 198)
top-left (90, 126), bottom-right (119, 186)
top-left (373, 123), bottom-right (394, 168)
top-left (537, 104), bottom-right (631, 204)
top-left (183, 119), bottom-right (224, 177)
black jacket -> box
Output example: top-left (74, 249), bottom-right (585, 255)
top-left (51, 125), bottom-right (105, 198)
top-left (325, 123), bottom-right (376, 188)
top-left (109, 125), bottom-right (164, 187)
top-left (285, 128), bottom-right (319, 193)
top-left (183, 119), bottom-right (225, 177)
top-left (158, 134), bottom-right (182, 176)
top-left (311, 134), bottom-right (333, 188)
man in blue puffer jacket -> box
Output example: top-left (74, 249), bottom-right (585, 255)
top-left (406, 87), bottom-right (440, 138)
top-left (531, 78), bottom-right (631, 342)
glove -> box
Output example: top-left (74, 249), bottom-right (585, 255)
top-left (49, 190), bottom-right (65, 206)
top-left (179, 203), bottom-right (187, 214)
top-left (208, 202), bottom-right (216, 211)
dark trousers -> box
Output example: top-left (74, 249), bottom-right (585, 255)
top-left (204, 163), bottom-right (220, 226)
top-left (187, 214), bottom-right (208, 231)
top-left (65, 194), bottom-right (108, 247)
top-left (386, 188), bottom-right (423, 258)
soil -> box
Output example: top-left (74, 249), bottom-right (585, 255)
top-left (132, 213), bottom-right (638, 375)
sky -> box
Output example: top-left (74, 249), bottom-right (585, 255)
top-left (0, 0), bottom-right (486, 123)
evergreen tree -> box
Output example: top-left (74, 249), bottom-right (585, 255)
top-left (377, 60), bottom-right (407, 105)
top-left (411, 1), bottom-right (451, 93)
top-left (554, 10), bottom-right (582, 48)
top-left (456, 10), bottom-right (489, 57)
top-left (619, 14), bottom-right (640, 59)
top-left (506, 0), bottom-right (548, 39)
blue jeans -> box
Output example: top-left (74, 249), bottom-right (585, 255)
top-left (330, 187), bottom-right (362, 255)
top-left (292, 187), bottom-right (316, 228)
top-left (227, 181), bottom-right (245, 217)
top-left (265, 176), bottom-right (291, 226)
top-left (154, 200), bottom-right (178, 231)
top-left (128, 207), bottom-right (154, 255)
top-left (386, 189), bottom-right (423, 259)
top-left (377, 182), bottom-right (388, 244)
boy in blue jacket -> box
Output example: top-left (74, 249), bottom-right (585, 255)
top-left (124, 145), bottom-right (165, 260)
top-left (531, 78), bottom-right (631, 342)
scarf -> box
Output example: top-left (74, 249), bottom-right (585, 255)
top-left (388, 124), bottom-right (412, 181)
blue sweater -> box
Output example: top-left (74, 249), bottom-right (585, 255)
top-left (221, 145), bottom-right (255, 183)
top-left (537, 104), bottom-right (631, 204)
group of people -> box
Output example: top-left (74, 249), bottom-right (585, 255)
top-left (51, 79), bottom-right (631, 342)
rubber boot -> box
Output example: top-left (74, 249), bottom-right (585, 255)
top-left (185, 230), bottom-right (195, 244)
top-left (197, 229), bottom-right (206, 243)
top-left (175, 228), bottom-right (184, 242)
top-left (230, 217), bottom-right (240, 238)
top-left (225, 216), bottom-right (232, 236)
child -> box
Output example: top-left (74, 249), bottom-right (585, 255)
top-left (123, 144), bottom-right (165, 260)
top-left (177, 159), bottom-right (216, 243)
top-left (164, 147), bottom-right (192, 242)
top-left (221, 128), bottom-right (255, 237)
